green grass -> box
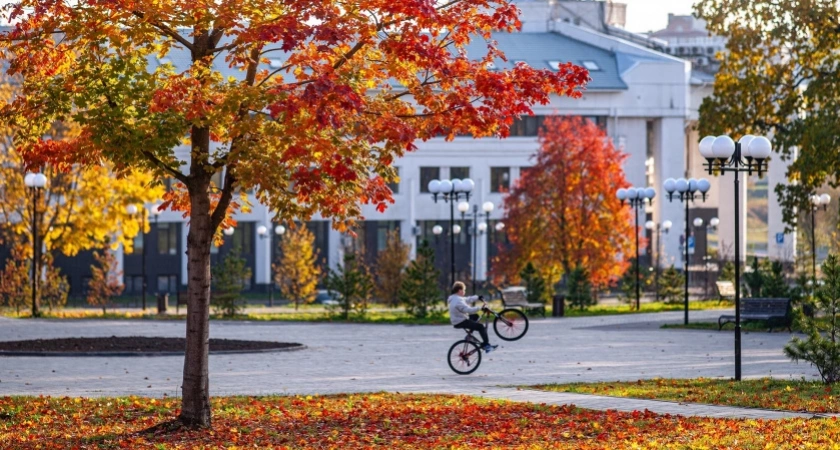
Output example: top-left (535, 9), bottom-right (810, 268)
top-left (528, 377), bottom-right (840, 413)
top-left (661, 321), bottom-right (793, 332)
top-left (561, 300), bottom-right (731, 317)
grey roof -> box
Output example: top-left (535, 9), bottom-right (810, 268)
top-left (465, 32), bottom-right (628, 90)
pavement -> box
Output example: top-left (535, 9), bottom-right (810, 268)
top-left (0, 309), bottom-right (825, 419)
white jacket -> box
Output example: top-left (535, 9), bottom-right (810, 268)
top-left (448, 294), bottom-right (482, 325)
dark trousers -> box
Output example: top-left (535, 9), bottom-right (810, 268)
top-left (454, 315), bottom-right (489, 346)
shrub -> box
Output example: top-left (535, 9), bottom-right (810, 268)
top-left (519, 262), bottom-right (547, 304)
top-left (211, 247), bottom-right (251, 317)
top-left (325, 252), bottom-right (373, 320)
top-left (785, 254), bottom-right (840, 383)
top-left (566, 265), bottom-right (594, 310)
top-left (399, 241), bottom-right (443, 319)
top-left (657, 265), bottom-right (684, 304)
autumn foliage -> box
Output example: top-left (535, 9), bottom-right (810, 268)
top-left (86, 249), bottom-right (124, 314)
top-left (493, 116), bottom-right (634, 289)
top-left (3, 393), bottom-right (840, 448)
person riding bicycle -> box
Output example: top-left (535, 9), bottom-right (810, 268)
top-left (448, 281), bottom-right (498, 354)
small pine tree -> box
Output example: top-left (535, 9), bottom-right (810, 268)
top-left (399, 241), bottom-right (443, 319)
top-left (743, 257), bottom-right (765, 297)
top-left (325, 252), bottom-right (374, 320)
top-left (211, 247), bottom-right (252, 317)
top-left (719, 260), bottom-right (735, 283)
top-left (519, 262), bottom-right (547, 304)
top-left (763, 260), bottom-right (791, 298)
top-left (86, 248), bottom-right (124, 314)
top-left (273, 226), bottom-right (321, 311)
top-left (785, 254), bottom-right (840, 384)
top-left (375, 230), bottom-right (411, 307)
top-left (657, 265), bottom-right (684, 304)
top-left (566, 265), bottom-right (594, 310)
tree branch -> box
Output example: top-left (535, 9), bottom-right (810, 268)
top-left (141, 150), bottom-right (189, 184)
top-left (130, 10), bottom-right (194, 52)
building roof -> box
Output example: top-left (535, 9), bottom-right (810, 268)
top-left (468, 31), bottom-right (628, 90)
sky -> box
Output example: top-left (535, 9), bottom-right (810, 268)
top-left (622, 0), bottom-right (698, 33)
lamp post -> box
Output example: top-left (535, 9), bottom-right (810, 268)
top-left (617, 186), bottom-right (656, 311)
top-left (809, 193), bottom-right (831, 288)
top-left (458, 201), bottom-right (495, 294)
top-left (663, 177), bottom-right (711, 325)
top-left (24, 172), bottom-right (47, 317)
top-left (428, 177), bottom-right (474, 287)
top-left (644, 219), bottom-right (672, 301)
top-left (266, 225), bottom-right (286, 306)
top-left (699, 133), bottom-right (772, 381)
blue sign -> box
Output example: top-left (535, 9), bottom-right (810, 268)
top-left (776, 232), bottom-right (785, 244)
top-left (687, 236), bottom-right (695, 255)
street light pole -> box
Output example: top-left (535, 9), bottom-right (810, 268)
top-left (428, 178), bottom-right (474, 288)
top-left (268, 224), bottom-right (286, 307)
top-left (24, 172), bottom-right (47, 317)
top-left (664, 177), bottom-right (710, 325)
top-left (459, 201), bottom-right (495, 294)
top-left (699, 134), bottom-right (772, 381)
top-left (617, 186), bottom-right (656, 311)
top-left (645, 220), bottom-right (672, 301)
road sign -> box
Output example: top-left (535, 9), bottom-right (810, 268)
top-left (688, 236), bottom-right (695, 255)
top-left (776, 232), bottom-right (785, 244)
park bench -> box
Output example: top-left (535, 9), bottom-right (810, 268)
top-left (499, 287), bottom-right (546, 318)
top-left (716, 281), bottom-right (736, 301)
top-left (718, 297), bottom-right (792, 332)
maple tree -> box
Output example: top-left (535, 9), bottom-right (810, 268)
top-left (0, 0), bottom-right (588, 426)
top-left (272, 226), bottom-right (321, 311)
top-left (86, 248), bottom-right (125, 314)
top-left (695, 0), bottom-right (840, 227)
top-left (493, 116), bottom-right (634, 290)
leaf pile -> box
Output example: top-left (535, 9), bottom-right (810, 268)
top-left (2, 393), bottom-right (840, 448)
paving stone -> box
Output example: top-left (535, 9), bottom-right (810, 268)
top-left (0, 310), bottom-right (822, 419)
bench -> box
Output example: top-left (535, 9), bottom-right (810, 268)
top-left (716, 281), bottom-right (736, 301)
top-left (718, 297), bottom-right (792, 331)
top-left (499, 287), bottom-right (546, 318)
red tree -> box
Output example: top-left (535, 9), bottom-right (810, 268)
top-left (493, 116), bottom-right (635, 289)
top-left (1, 1), bottom-right (588, 426)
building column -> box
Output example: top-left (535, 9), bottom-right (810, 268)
top-left (328, 225), bottom-right (342, 272)
top-left (653, 117), bottom-right (688, 269)
top-left (767, 149), bottom-right (796, 261)
top-left (180, 223), bottom-right (189, 288)
top-left (715, 166), bottom-right (747, 265)
top-left (406, 177), bottom-right (418, 260)
top-left (254, 213), bottom-right (271, 286)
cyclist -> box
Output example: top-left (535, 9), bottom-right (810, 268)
top-left (447, 281), bottom-right (498, 353)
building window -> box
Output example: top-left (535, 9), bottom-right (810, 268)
top-left (387, 167), bottom-right (400, 194)
top-left (509, 115), bottom-right (546, 137)
top-left (132, 233), bottom-right (144, 252)
top-left (125, 275), bottom-right (144, 294)
top-left (157, 275), bottom-right (178, 294)
top-left (420, 167), bottom-right (440, 193)
top-left (450, 167), bottom-right (470, 180)
top-left (375, 221), bottom-right (400, 252)
top-left (490, 167), bottom-right (510, 193)
top-left (210, 170), bottom-right (223, 190)
top-left (231, 222), bottom-right (254, 255)
top-left (581, 60), bottom-right (601, 71)
top-left (157, 223), bottom-right (179, 255)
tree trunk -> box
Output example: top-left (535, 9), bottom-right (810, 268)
top-left (179, 176), bottom-right (213, 427)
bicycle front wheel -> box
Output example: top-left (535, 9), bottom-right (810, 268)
top-left (493, 308), bottom-right (529, 341)
top-left (447, 340), bottom-right (482, 375)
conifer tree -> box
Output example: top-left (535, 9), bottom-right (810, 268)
top-left (785, 254), bottom-right (840, 384)
top-left (658, 265), bottom-right (684, 305)
top-left (325, 252), bottom-right (374, 320)
top-left (399, 241), bottom-right (443, 319)
top-left (211, 247), bottom-right (251, 317)
top-left (519, 262), bottom-right (547, 304)
top-left (375, 230), bottom-right (411, 307)
top-left (566, 265), bottom-right (594, 310)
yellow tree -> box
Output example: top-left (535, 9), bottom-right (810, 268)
top-left (273, 227), bottom-right (321, 311)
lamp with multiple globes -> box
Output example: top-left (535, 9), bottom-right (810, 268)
top-left (616, 186), bottom-right (656, 311)
top-left (458, 201), bottom-right (496, 294)
top-left (698, 134), bottom-right (772, 381)
top-left (428, 177), bottom-right (475, 287)
top-left (644, 219), bottom-right (672, 301)
top-left (663, 177), bottom-right (711, 326)
top-left (809, 193), bottom-right (832, 289)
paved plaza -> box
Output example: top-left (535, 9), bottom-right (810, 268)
top-left (0, 310), bottom-right (819, 408)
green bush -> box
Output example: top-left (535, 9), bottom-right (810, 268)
top-left (211, 247), bottom-right (251, 317)
top-left (519, 262), bottom-right (547, 304)
top-left (399, 241), bottom-right (443, 319)
top-left (657, 266), bottom-right (684, 305)
top-left (566, 265), bottom-right (594, 310)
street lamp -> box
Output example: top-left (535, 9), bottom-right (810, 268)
top-left (459, 201), bottom-right (495, 294)
top-left (644, 219), bottom-right (672, 301)
top-left (428, 177), bottom-right (474, 287)
top-left (266, 225), bottom-right (286, 306)
top-left (809, 193), bottom-right (831, 288)
top-left (699, 133), bottom-right (772, 381)
top-left (663, 177), bottom-right (711, 325)
top-left (223, 227), bottom-right (235, 236)
top-left (617, 186), bottom-right (656, 311)
top-left (24, 172), bottom-right (47, 317)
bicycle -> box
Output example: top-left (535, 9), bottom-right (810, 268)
top-left (447, 306), bottom-right (529, 375)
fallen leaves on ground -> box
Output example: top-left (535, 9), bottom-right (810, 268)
top-left (1, 393), bottom-right (840, 448)
top-left (533, 377), bottom-right (840, 413)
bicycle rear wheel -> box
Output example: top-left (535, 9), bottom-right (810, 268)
top-left (493, 308), bottom-right (529, 341)
top-left (447, 340), bottom-right (482, 375)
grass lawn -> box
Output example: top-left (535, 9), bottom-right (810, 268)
top-left (530, 378), bottom-right (840, 413)
top-left (661, 321), bottom-right (792, 332)
top-left (2, 393), bottom-right (840, 449)
top-left (0, 299), bottom-right (731, 323)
